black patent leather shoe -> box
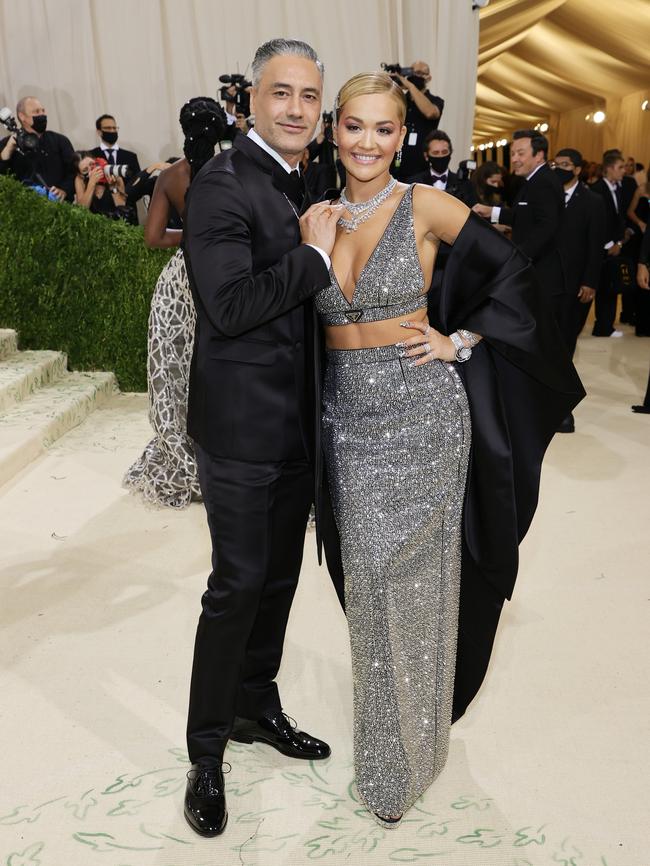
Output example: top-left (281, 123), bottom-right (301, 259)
top-left (184, 764), bottom-right (228, 837)
top-left (230, 710), bottom-right (331, 760)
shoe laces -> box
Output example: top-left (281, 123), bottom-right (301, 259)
top-left (281, 711), bottom-right (298, 730)
top-left (187, 763), bottom-right (231, 796)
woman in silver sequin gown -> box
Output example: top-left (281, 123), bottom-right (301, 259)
top-left (124, 98), bottom-right (226, 508)
top-left (315, 74), bottom-right (478, 827)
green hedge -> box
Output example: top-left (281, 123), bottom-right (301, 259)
top-left (0, 175), bottom-right (173, 391)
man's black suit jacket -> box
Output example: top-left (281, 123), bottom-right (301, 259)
top-left (406, 169), bottom-right (477, 206)
top-left (183, 133), bottom-right (330, 463)
top-left (498, 162), bottom-right (565, 294)
top-left (590, 178), bottom-right (626, 248)
top-left (558, 183), bottom-right (606, 292)
top-left (89, 145), bottom-right (141, 177)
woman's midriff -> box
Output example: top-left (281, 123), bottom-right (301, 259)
top-left (324, 309), bottom-right (428, 350)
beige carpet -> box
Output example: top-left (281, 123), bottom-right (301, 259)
top-left (0, 327), bottom-right (648, 866)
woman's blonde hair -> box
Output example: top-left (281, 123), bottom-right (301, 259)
top-left (335, 72), bottom-right (407, 125)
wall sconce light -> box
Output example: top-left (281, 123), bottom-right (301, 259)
top-left (593, 110), bottom-right (606, 124)
top-left (642, 99), bottom-right (649, 111)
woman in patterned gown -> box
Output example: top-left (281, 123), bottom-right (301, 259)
top-left (314, 73), bottom-right (584, 828)
top-left (124, 98), bottom-right (227, 507)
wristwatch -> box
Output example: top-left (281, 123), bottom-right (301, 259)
top-left (449, 331), bottom-right (472, 362)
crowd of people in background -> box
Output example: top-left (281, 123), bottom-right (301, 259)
top-left (1, 72), bottom-right (649, 368)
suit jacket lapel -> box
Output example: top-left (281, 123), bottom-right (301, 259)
top-left (233, 132), bottom-right (308, 214)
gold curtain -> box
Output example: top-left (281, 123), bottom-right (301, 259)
top-left (475, 0), bottom-right (650, 162)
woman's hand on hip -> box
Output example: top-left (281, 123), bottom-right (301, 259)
top-left (396, 320), bottom-right (456, 366)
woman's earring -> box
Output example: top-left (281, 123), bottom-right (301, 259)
top-left (395, 148), bottom-right (403, 168)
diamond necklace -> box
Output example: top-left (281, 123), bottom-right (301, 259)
top-left (338, 176), bottom-right (397, 233)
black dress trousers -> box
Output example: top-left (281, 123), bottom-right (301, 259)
top-left (187, 443), bottom-right (313, 767)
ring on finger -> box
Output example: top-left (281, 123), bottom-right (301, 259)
top-left (423, 325), bottom-right (431, 336)
top-left (422, 342), bottom-right (431, 354)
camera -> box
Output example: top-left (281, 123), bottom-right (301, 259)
top-left (91, 156), bottom-right (132, 184)
top-left (218, 73), bottom-right (252, 116)
top-left (322, 111), bottom-right (335, 144)
top-left (0, 106), bottom-right (42, 156)
top-left (456, 159), bottom-right (477, 182)
top-left (381, 63), bottom-right (415, 79)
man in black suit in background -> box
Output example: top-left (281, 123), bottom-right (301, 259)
top-left (554, 149), bottom-right (606, 351)
top-left (553, 148), bottom-right (606, 431)
top-left (182, 38), bottom-right (341, 838)
top-left (590, 152), bottom-right (628, 337)
top-left (89, 114), bottom-right (141, 176)
top-left (473, 129), bottom-right (565, 300)
top-left (407, 129), bottom-right (476, 204)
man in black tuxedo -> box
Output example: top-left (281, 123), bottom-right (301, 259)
top-left (89, 114), bottom-right (141, 177)
top-left (554, 148), bottom-right (606, 352)
top-left (604, 149), bottom-right (638, 324)
top-left (553, 148), bottom-right (606, 431)
top-left (590, 152), bottom-right (628, 337)
top-left (407, 129), bottom-right (476, 204)
top-left (473, 129), bottom-right (565, 299)
top-left (89, 114), bottom-right (141, 224)
top-left (182, 38), bottom-right (341, 837)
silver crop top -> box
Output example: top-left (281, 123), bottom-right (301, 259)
top-left (314, 184), bottom-right (427, 326)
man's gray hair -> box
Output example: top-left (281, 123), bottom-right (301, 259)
top-left (251, 38), bottom-right (324, 87)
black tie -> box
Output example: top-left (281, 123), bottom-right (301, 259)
top-left (286, 169), bottom-right (305, 209)
top-left (431, 173), bottom-right (447, 184)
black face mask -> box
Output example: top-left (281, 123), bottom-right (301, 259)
top-left (407, 75), bottom-right (427, 91)
top-left (101, 131), bottom-right (118, 146)
top-left (554, 167), bottom-right (575, 185)
top-left (428, 154), bottom-right (451, 174)
top-left (31, 114), bottom-right (47, 134)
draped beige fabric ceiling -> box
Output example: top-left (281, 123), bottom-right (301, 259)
top-left (475, 0), bottom-right (650, 158)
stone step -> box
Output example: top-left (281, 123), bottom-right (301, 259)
top-left (0, 329), bottom-right (18, 361)
top-left (0, 371), bottom-right (117, 488)
top-left (0, 350), bottom-right (68, 414)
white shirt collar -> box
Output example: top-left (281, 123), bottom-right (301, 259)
top-left (247, 127), bottom-right (296, 174)
top-left (564, 180), bottom-right (579, 202)
top-left (100, 140), bottom-right (118, 153)
top-left (526, 162), bottom-right (545, 181)
top-left (604, 177), bottom-right (618, 193)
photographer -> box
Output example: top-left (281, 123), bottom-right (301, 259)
top-left (388, 60), bottom-right (444, 180)
top-left (73, 151), bottom-right (134, 222)
top-left (0, 96), bottom-right (75, 200)
top-left (307, 113), bottom-right (341, 189)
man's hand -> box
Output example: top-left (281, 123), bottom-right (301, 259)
top-left (49, 186), bottom-right (66, 201)
top-left (577, 285), bottom-right (595, 303)
top-left (472, 203), bottom-right (492, 219)
top-left (1, 134), bottom-right (17, 161)
top-left (299, 202), bottom-right (343, 257)
top-left (638, 263), bottom-right (649, 290)
top-left (607, 243), bottom-right (621, 257)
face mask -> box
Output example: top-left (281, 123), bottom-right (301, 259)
top-left (428, 154), bottom-right (451, 174)
top-left (31, 114), bottom-right (47, 134)
top-left (101, 131), bottom-right (118, 145)
top-left (407, 75), bottom-right (427, 91)
top-left (554, 167), bottom-right (575, 185)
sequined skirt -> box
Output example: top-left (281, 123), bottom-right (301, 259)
top-left (322, 344), bottom-right (471, 815)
